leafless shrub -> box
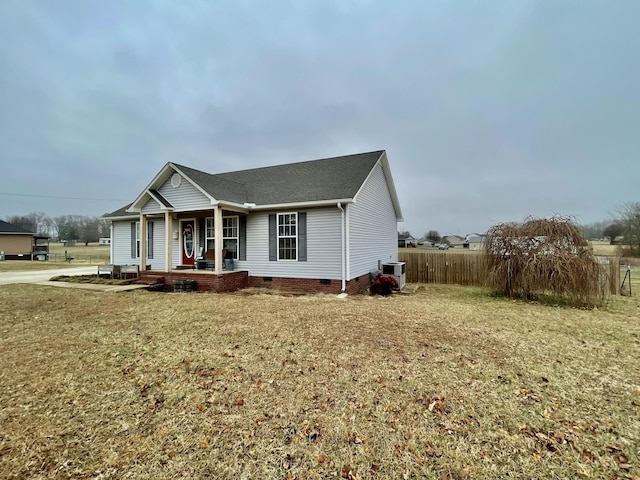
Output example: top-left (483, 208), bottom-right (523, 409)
top-left (484, 216), bottom-right (605, 306)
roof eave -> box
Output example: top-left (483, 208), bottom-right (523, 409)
top-left (147, 189), bottom-right (175, 211)
top-left (249, 198), bottom-right (355, 211)
top-left (378, 151), bottom-right (403, 221)
top-left (101, 214), bottom-right (139, 221)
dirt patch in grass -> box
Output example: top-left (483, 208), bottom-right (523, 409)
top-left (0, 284), bottom-right (638, 479)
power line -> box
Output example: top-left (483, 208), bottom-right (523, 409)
top-left (0, 192), bottom-right (127, 202)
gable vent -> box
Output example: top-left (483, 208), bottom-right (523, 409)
top-left (171, 173), bottom-right (182, 188)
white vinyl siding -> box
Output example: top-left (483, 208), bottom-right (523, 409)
top-left (141, 198), bottom-right (163, 214)
top-left (157, 174), bottom-right (212, 211)
top-left (171, 218), bottom-right (180, 268)
top-left (110, 219), bottom-right (167, 270)
top-left (148, 219), bottom-right (166, 269)
top-left (111, 221), bottom-right (133, 265)
top-left (348, 162), bottom-right (398, 278)
top-left (244, 208), bottom-right (342, 278)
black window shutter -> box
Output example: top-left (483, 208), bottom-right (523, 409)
top-left (130, 222), bottom-right (136, 258)
top-left (239, 216), bottom-right (247, 261)
top-left (268, 214), bottom-right (276, 261)
top-left (298, 212), bottom-right (307, 262)
top-left (147, 221), bottom-right (154, 259)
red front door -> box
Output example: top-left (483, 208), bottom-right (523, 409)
top-left (181, 220), bottom-right (195, 266)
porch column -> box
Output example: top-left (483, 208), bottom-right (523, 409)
top-left (214, 205), bottom-right (223, 274)
top-left (164, 211), bottom-right (172, 272)
top-left (140, 213), bottom-right (147, 271)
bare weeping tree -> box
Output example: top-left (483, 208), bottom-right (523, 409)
top-left (483, 216), bottom-right (604, 306)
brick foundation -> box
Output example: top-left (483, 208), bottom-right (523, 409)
top-left (140, 270), bottom-right (370, 295)
top-left (140, 270), bottom-right (249, 292)
top-left (248, 274), bottom-right (371, 295)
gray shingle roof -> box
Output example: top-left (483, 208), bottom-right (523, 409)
top-left (173, 165), bottom-right (249, 204)
top-left (148, 190), bottom-right (173, 208)
top-left (103, 203), bottom-right (134, 218)
top-left (0, 220), bottom-right (34, 234)
top-left (105, 150), bottom-right (387, 217)
top-left (174, 150), bottom-right (384, 205)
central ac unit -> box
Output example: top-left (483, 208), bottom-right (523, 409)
top-left (381, 262), bottom-right (406, 289)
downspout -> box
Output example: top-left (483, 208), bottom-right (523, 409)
top-left (337, 203), bottom-right (346, 292)
top-left (109, 223), bottom-right (114, 264)
top-left (345, 203), bottom-right (350, 281)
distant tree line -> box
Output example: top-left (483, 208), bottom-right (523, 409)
top-left (4, 211), bottom-right (110, 246)
top-left (580, 201), bottom-right (640, 256)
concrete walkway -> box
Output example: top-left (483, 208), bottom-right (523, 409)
top-left (33, 281), bottom-right (149, 292)
top-left (0, 266), bottom-right (97, 285)
top-left (0, 266), bottom-right (148, 292)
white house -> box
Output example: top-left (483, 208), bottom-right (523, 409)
top-left (464, 233), bottom-right (486, 251)
top-left (441, 235), bottom-right (465, 248)
top-left (398, 233), bottom-right (417, 248)
top-left (103, 150), bottom-right (403, 293)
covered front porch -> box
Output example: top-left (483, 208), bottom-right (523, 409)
top-left (135, 203), bottom-right (247, 274)
top-left (140, 268), bottom-right (249, 292)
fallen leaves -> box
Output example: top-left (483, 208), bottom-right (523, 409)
top-left (427, 396), bottom-right (446, 414)
top-left (3, 284), bottom-right (639, 480)
top-left (341, 464), bottom-right (360, 479)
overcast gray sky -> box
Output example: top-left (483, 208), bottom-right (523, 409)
top-left (1, 0), bottom-right (638, 236)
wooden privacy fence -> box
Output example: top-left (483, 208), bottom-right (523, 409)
top-left (398, 252), bottom-right (621, 295)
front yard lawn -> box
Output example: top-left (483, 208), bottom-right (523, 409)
top-left (0, 284), bottom-right (638, 479)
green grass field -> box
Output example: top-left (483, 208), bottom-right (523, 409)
top-left (48, 242), bottom-right (111, 256)
top-left (0, 284), bottom-right (638, 479)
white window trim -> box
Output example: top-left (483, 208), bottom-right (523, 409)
top-left (136, 221), bottom-right (152, 259)
top-left (277, 212), bottom-right (297, 261)
top-left (205, 217), bottom-right (215, 252)
top-left (205, 215), bottom-right (239, 260)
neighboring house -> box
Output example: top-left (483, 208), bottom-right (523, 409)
top-left (464, 233), bottom-right (486, 251)
top-left (398, 233), bottom-right (416, 248)
top-left (0, 220), bottom-right (35, 259)
top-left (611, 236), bottom-right (624, 245)
top-left (441, 235), bottom-right (465, 247)
top-left (103, 150), bottom-right (403, 293)
top-left (99, 237), bottom-right (111, 245)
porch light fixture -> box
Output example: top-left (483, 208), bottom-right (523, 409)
top-left (173, 231), bottom-right (179, 240)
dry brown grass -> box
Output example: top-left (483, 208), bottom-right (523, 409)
top-left (1, 284), bottom-right (639, 479)
top-left (0, 261), bottom-right (82, 272)
top-left (48, 243), bottom-right (110, 256)
top-left (591, 241), bottom-right (621, 257)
